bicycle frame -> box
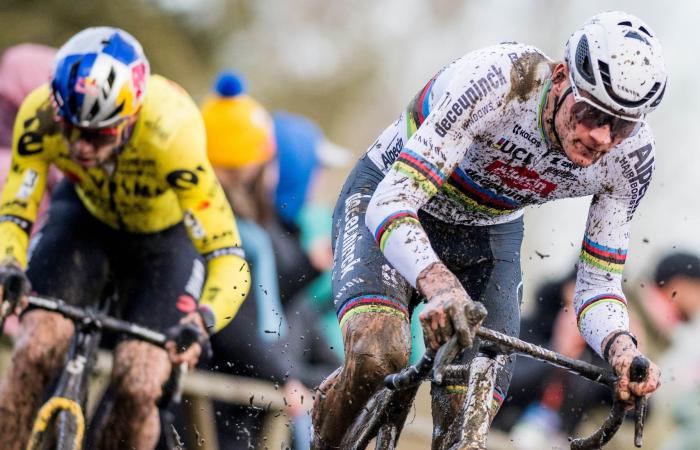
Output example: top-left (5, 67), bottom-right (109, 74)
top-left (26, 321), bottom-right (102, 450)
top-left (15, 295), bottom-right (179, 450)
top-left (355, 326), bottom-right (649, 450)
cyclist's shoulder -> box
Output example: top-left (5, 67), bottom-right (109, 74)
top-left (606, 124), bottom-right (656, 172)
top-left (447, 42), bottom-right (552, 100)
top-left (594, 124), bottom-right (655, 200)
top-left (13, 83), bottom-right (64, 158)
top-left (132, 74), bottom-right (205, 157)
top-left (15, 83), bottom-right (57, 129)
top-left (455, 42), bottom-right (551, 71)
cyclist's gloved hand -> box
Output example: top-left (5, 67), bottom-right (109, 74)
top-left (603, 330), bottom-right (661, 409)
top-left (0, 262), bottom-right (31, 316)
top-left (165, 309), bottom-right (212, 370)
top-left (417, 262), bottom-right (487, 350)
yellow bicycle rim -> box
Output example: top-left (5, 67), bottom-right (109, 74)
top-left (26, 396), bottom-right (85, 450)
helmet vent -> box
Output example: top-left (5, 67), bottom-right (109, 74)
top-left (624, 31), bottom-right (650, 46)
top-left (649, 84), bottom-right (666, 108)
top-left (105, 102), bottom-right (124, 121)
top-left (87, 100), bottom-right (100, 122)
top-left (107, 67), bottom-right (116, 89)
top-left (599, 61), bottom-right (662, 107)
top-left (617, 21), bottom-right (633, 27)
top-left (575, 35), bottom-right (596, 85)
top-left (67, 61), bottom-right (81, 120)
top-left (638, 26), bottom-right (652, 37)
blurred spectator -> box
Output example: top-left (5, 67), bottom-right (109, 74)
top-left (265, 111), bottom-right (348, 448)
top-left (494, 266), bottom-right (612, 449)
top-left (198, 72), bottom-right (345, 450)
top-left (0, 43), bottom-right (61, 337)
top-left (647, 251), bottom-right (700, 450)
top-left (628, 252), bottom-right (691, 357)
top-left (197, 70), bottom-right (296, 449)
top-left (269, 111), bottom-right (348, 357)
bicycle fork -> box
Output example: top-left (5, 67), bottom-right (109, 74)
top-left (27, 325), bottom-right (101, 450)
top-left (449, 352), bottom-right (506, 450)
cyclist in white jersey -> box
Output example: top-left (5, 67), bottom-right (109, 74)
top-left (312, 11), bottom-right (666, 449)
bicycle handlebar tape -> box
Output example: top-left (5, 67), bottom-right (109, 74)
top-left (630, 356), bottom-right (650, 448)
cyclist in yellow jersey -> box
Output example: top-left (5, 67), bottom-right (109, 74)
top-left (0, 27), bottom-right (251, 450)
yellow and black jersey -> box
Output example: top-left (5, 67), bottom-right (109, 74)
top-left (0, 75), bottom-right (250, 332)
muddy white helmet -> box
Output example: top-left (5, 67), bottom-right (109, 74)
top-left (565, 11), bottom-right (667, 119)
top-left (51, 27), bottom-right (149, 128)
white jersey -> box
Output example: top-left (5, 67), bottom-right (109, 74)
top-left (364, 43), bottom-right (656, 355)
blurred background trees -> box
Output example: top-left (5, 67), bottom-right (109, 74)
top-left (1, 0), bottom-right (698, 307)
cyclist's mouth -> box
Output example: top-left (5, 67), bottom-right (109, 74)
top-left (74, 155), bottom-right (97, 167)
top-left (574, 142), bottom-right (603, 166)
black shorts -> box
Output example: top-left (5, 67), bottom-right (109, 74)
top-left (332, 156), bottom-right (524, 399)
top-left (25, 181), bottom-right (205, 336)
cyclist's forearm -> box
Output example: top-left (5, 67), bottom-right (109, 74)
top-left (365, 196), bottom-right (441, 287)
top-left (0, 220), bottom-right (31, 268)
top-left (574, 289), bottom-right (630, 358)
top-left (199, 254), bottom-right (251, 333)
top-left (416, 261), bottom-right (462, 299)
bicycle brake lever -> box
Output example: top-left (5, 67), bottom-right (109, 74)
top-left (433, 335), bottom-right (461, 385)
top-left (630, 356), bottom-right (650, 448)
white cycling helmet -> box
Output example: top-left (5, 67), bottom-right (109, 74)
top-left (51, 27), bottom-right (149, 128)
top-left (565, 11), bottom-right (667, 119)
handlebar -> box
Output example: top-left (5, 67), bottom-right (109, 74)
top-left (383, 326), bottom-right (651, 449)
top-left (1, 286), bottom-right (204, 359)
top-left (27, 295), bottom-right (169, 347)
top-left (570, 356), bottom-right (650, 450)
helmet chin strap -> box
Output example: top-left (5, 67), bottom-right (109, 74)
top-left (550, 86), bottom-right (573, 151)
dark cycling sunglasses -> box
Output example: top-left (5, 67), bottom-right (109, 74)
top-left (567, 73), bottom-right (642, 140)
top-left (570, 101), bottom-right (639, 140)
top-left (59, 119), bottom-right (125, 147)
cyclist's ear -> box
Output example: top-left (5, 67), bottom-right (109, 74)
top-left (551, 63), bottom-right (569, 87)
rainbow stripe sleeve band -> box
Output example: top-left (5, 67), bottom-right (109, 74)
top-left (580, 236), bottom-right (627, 274)
top-left (337, 295), bottom-right (409, 328)
top-left (373, 210), bottom-right (421, 252)
top-left (393, 149), bottom-right (446, 196)
top-left (576, 293), bottom-right (627, 326)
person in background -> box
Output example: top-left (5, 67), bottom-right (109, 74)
top-left (645, 251), bottom-right (700, 450)
top-left (270, 111), bottom-right (351, 360)
top-left (627, 251), bottom-right (690, 357)
top-left (201, 71), bottom-right (311, 449)
top-left (0, 44), bottom-right (61, 337)
top-left (495, 267), bottom-right (609, 449)
top-left (269, 111), bottom-right (349, 448)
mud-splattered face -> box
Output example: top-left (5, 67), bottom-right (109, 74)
top-left (552, 73), bottom-right (629, 168)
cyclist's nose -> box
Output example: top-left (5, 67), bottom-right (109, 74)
top-left (71, 139), bottom-right (99, 159)
top-left (589, 125), bottom-right (613, 148)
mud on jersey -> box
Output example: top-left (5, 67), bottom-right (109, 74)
top-left (0, 76), bottom-right (251, 332)
top-left (364, 43), bottom-right (656, 355)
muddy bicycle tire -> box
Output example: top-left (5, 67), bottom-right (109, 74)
top-left (341, 388), bottom-right (396, 450)
top-left (55, 409), bottom-right (82, 450)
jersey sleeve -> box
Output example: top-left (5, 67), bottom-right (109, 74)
top-left (160, 111), bottom-right (251, 333)
top-left (574, 134), bottom-right (655, 356)
top-left (0, 87), bottom-right (53, 268)
top-left (365, 52), bottom-right (510, 286)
